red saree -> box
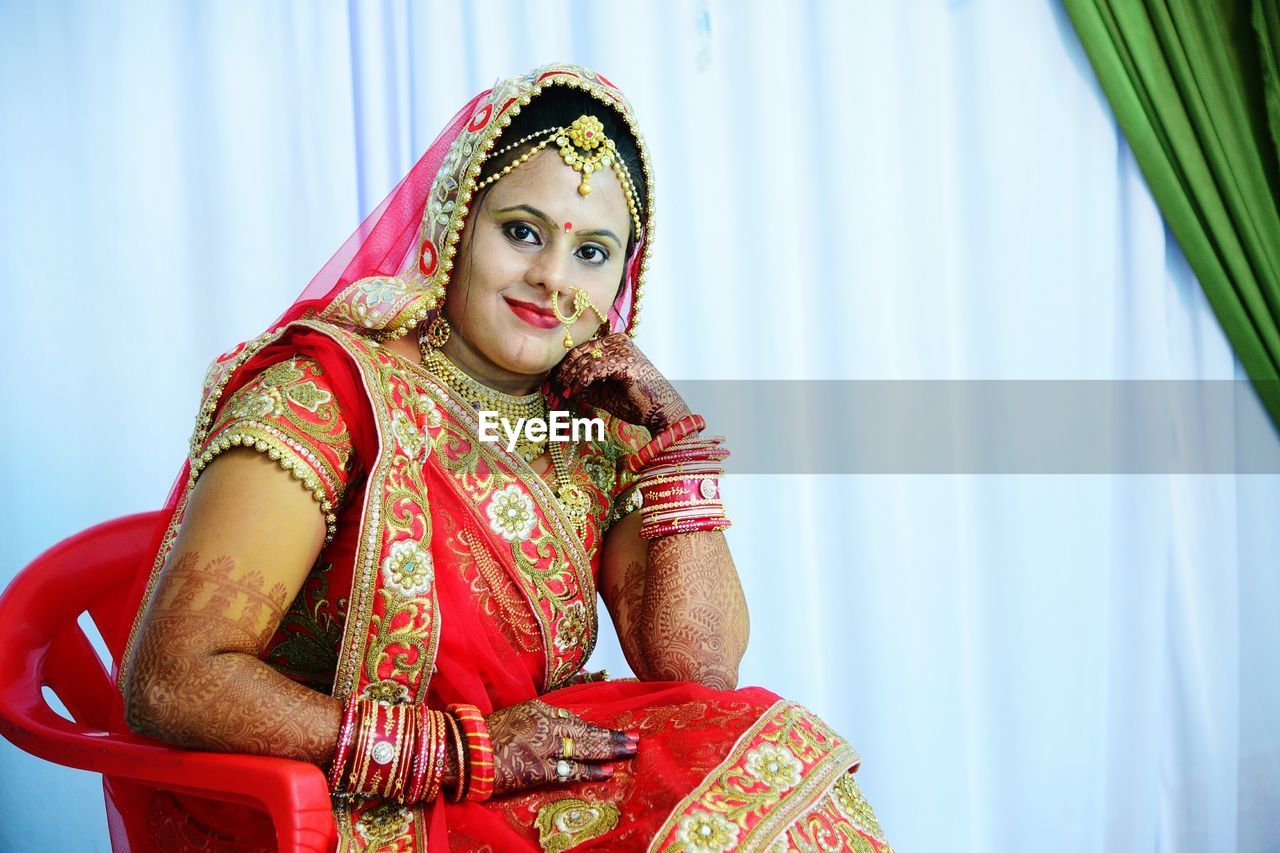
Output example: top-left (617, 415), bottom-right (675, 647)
top-left (112, 62), bottom-right (891, 852)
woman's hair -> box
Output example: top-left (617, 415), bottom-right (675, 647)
top-left (476, 86), bottom-right (647, 250)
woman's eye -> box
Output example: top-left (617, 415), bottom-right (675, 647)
top-left (577, 244), bottom-right (609, 265)
top-left (504, 223), bottom-right (540, 245)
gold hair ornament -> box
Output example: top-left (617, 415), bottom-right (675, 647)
top-left (476, 114), bottom-right (643, 236)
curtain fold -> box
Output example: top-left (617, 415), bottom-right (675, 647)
top-left (1063, 0), bottom-right (1280, 426)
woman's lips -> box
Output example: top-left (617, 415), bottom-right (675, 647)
top-left (504, 296), bottom-right (560, 330)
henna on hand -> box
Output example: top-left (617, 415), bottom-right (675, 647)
top-left (626, 530), bottom-right (749, 691)
top-left (551, 333), bottom-right (692, 431)
top-left (123, 550), bottom-right (341, 765)
top-left (485, 699), bottom-right (637, 795)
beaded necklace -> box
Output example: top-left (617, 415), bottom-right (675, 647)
top-left (421, 345), bottom-right (548, 461)
top-left (419, 343), bottom-right (588, 541)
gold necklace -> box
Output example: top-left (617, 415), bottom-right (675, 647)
top-left (418, 341), bottom-right (587, 540)
top-left (549, 437), bottom-right (589, 541)
top-left (420, 344), bottom-right (549, 461)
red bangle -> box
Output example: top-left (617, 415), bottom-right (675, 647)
top-left (327, 694), bottom-right (361, 791)
top-left (352, 700), bottom-right (393, 796)
top-left (625, 414), bottom-right (706, 473)
top-left (644, 444), bottom-right (730, 468)
top-left (640, 516), bottom-right (732, 538)
top-left (423, 710), bottom-right (449, 803)
top-left (448, 703), bottom-right (495, 802)
top-left (445, 711), bottom-right (469, 803)
top-left (407, 705), bottom-right (432, 804)
top-left (365, 701), bottom-right (407, 799)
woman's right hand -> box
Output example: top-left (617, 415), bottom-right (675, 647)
top-left (486, 698), bottom-right (638, 795)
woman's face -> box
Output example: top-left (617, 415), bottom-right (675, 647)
top-left (442, 146), bottom-right (632, 389)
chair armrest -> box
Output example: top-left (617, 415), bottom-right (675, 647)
top-left (0, 702), bottom-right (336, 852)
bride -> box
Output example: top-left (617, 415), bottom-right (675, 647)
top-left (117, 62), bottom-right (891, 852)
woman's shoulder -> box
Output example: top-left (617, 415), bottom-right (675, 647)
top-left (191, 328), bottom-right (370, 539)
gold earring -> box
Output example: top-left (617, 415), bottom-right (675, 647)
top-left (423, 315), bottom-right (451, 350)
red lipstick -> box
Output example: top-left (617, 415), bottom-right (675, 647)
top-left (504, 296), bottom-right (560, 330)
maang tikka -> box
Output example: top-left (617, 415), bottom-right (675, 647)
top-left (476, 114), bottom-right (643, 237)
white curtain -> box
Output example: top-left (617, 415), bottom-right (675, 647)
top-left (1, 1), bottom-right (1277, 850)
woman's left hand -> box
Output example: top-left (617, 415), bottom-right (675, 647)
top-left (550, 333), bottom-right (691, 431)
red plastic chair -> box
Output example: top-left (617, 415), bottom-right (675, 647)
top-left (0, 512), bottom-right (337, 851)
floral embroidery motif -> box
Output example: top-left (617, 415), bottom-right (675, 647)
top-left (224, 386), bottom-right (281, 420)
top-left (391, 410), bottom-right (428, 461)
top-left (583, 455), bottom-right (613, 493)
top-left (647, 701), bottom-right (864, 853)
top-left (553, 601), bottom-right (589, 653)
top-left (363, 679), bottom-right (412, 705)
top-left (381, 539), bottom-right (434, 598)
top-left (487, 483), bottom-right (538, 542)
top-left (259, 359), bottom-right (305, 389)
top-left (534, 798), bottom-right (621, 852)
top-left (676, 811), bottom-right (740, 853)
top-left (744, 742), bottom-right (802, 792)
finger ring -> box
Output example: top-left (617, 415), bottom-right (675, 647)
top-left (556, 759), bottom-right (573, 782)
top-left (562, 735), bottom-right (574, 759)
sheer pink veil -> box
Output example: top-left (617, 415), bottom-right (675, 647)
top-left (271, 71), bottom-right (645, 337)
top-left (272, 91), bottom-right (487, 330)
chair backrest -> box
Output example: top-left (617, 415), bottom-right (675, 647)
top-left (0, 512), bottom-right (165, 736)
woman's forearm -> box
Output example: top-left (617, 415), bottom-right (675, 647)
top-left (127, 648), bottom-right (341, 764)
top-left (123, 548), bottom-right (341, 764)
top-left (632, 530), bottom-right (750, 690)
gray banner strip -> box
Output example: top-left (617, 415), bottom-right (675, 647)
top-left (660, 380), bottom-right (1280, 474)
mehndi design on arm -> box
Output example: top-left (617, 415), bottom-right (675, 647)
top-left (125, 550), bottom-right (342, 764)
top-left (629, 531), bottom-right (750, 690)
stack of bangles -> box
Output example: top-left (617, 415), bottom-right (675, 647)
top-left (328, 695), bottom-right (494, 805)
top-left (625, 414), bottom-right (732, 539)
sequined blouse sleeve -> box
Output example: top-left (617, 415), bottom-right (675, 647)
top-left (190, 357), bottom-right (355, 540)
top-left (602, 415), bottom-right (651, 526)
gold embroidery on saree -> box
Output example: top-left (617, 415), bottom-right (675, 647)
top-left (191, 356), bottom-right (354, 542)
top-left (334, 796), bottom-right (427, 852)
top-left (449, 524), bottom-right (542, 654)
top-left (535, 798), bottom-right (622, 852)
top-left (405, 359), bottom-right (601, 689)
top-left (293, 321), bottom-right (441, 706)
top-left (647, 701), bottom-right (864, 853)
top-left (264, 560), bottom-right (344, 687)
top-left (764, 773), bottom-right (892, 853)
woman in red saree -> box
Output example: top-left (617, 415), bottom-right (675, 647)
top-left (115, 63), bottom-right (891, 852)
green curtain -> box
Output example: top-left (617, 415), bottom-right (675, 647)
top-left (1063, 0), bottom-right (1280, 428)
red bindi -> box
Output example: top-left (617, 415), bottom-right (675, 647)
top-left (563, 221), bottom-right (572, 231)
